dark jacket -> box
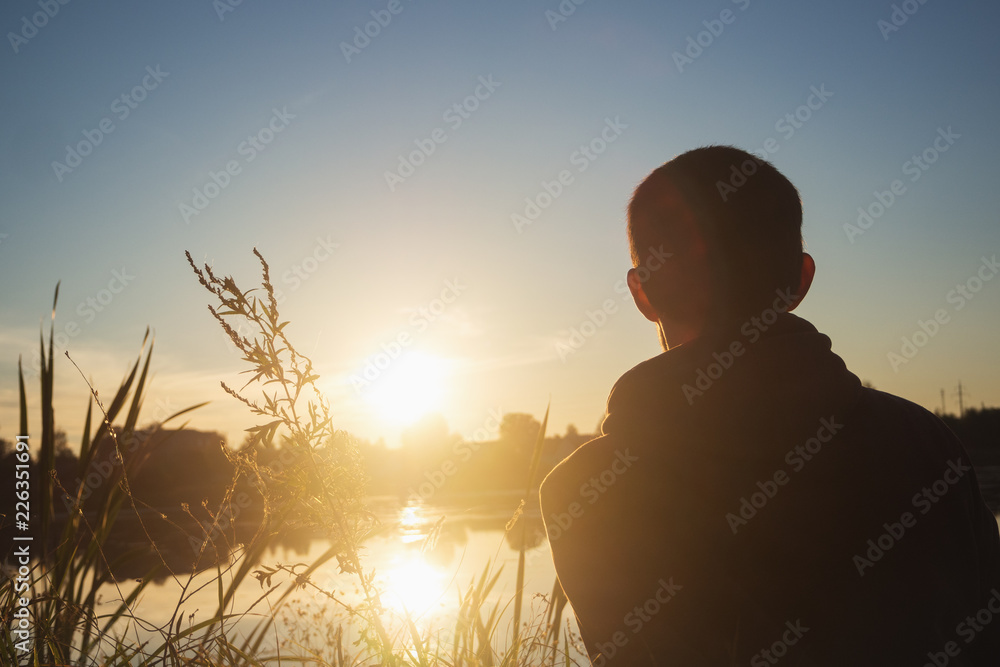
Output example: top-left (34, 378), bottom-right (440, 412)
top-left (540, 313), bottom-right (1000, 665)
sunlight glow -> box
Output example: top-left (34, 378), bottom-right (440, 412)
top-left (380, 552), bottom-right (448, 615)
top-left (364, 352), bottom-right (446, 426)
top-left (399, 503), bottom-right (426, 544)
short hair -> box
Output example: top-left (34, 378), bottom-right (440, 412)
top-left (627, 145), bottom-right (803, 320)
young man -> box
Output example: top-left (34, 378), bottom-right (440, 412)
top-left (540, 146), bottom-right (1000, 665)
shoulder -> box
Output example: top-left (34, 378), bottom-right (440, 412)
top-left (853, 387), bottom-right (961, 444)
top-left (539, 434), bottom-right (626, 511)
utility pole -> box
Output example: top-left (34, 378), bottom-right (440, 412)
top-left (940, 388), bottom-right (946, 415)
top-left (956, 380), bottom-right (965, 419)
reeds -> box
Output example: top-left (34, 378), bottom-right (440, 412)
top-left (0, 251), bottom-right (583, 666)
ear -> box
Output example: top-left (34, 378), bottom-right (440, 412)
top-left (787, 252), bottom-right (816, 312)
top-left (627, 268), bottom-right (660, 323)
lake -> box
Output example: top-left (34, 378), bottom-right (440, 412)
top-left (95, 492), bottom-right (585, 663)
top-left (90, 467), bottom-right (1000, 664)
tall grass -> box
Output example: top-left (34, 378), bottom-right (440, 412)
top-left (0, 251), bottom-right (582, 666)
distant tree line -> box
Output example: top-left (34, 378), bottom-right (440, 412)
top-left (2, 407), bottom-right (997, 546)
top-left (0, 413), bottom-right (590, 544)
top-left (938, 407), bottom-right (1000, 465)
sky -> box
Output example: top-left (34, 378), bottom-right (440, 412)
top-left (2, 0), bottom-right (999, 450)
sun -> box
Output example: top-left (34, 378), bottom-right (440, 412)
top-left (364, 351), bottom-right (447, 426)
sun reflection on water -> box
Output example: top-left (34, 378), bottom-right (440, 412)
top-left (398, 503), bottom-right (425, 544)
top-left (380, 552), bottom-right (448, 614)
top-left (377, 501), bottom-right (450, 615)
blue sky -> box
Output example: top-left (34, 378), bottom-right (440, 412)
top-left (2, 0), bottom-right (999, 448)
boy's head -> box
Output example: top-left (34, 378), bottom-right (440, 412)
top-left (626, 145), bottom-right (814, 348)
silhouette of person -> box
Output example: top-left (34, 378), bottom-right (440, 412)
top-left (540, 146), bottom-right (1000, 665)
